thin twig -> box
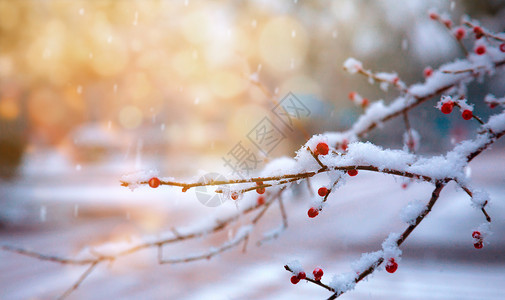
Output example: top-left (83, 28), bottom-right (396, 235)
top-left (326, 182), bottom-right (446, 299)
top-left (285, 265), bottom-right (335, 292)
top-left (58, 261), bottom-right (100, 300)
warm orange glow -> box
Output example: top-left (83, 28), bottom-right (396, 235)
top-left (118, 105), bottom-right (143, 129)
top-left (259, 17), bottom-right (309, 72)
top-left (0, 98), bottom-right (19, 120)
top-left (0, 0), bottom-right (357, 149)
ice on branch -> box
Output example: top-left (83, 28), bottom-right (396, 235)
top-left (286, 260), bottom-right (304, 275)
top-left (260, 157), bottom-right (300, 178)
top-left (348, 92), bottom-right (369, 108)
top-left (328, 272), bottom-right (356, 294)
top-left (381, 233), bottom-right (402, 262)
top-left (436, 95), bottom-right (454, 109)
top-left (484, 94), bottom-right (505, 109)
top-left (403, 129), bottom-right (420, 152)
top-left (324, 141), bottom-right (415, 173)
top-left (475, 223), bottom-right (492, 241)
top-left (410, 45), bottom-right (505, 97)
top-left (343, 58), bottom-right (363, 74)
top-left (456, 98), bottom-right (474, 112)
top-left (484, 111), bottom-right (505, 132)
top-left (375, 72), bottom-right (399, 91)
top-left (471, 189), bottom-right (490, 209)
top-left (400, 200), bottom-right (427, 225)
top-left (351, 250), bottom-right (383, 275)
top-left (350, 100), bottom-right (403, 134)
top-left (121, 169), bottom-right (161, 191)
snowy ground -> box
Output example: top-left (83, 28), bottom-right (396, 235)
top-left (0, 149), bottom-right (504, 300)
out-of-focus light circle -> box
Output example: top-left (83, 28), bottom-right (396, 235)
top-left (259, 17), bottom-right (308, 72)
top-left (331, 0), bottom-right (357, 22)
top-left (181, 10), bottom-right (214, 45)
top-left (280, 74), bottom-right (321, 98)
top-left (125, 72), bottom-right (152, 101)
top-left (172, 51), bottom-right (198, 78)
top-left (91, 27), bottom-right (129, 77)
top-left (210, 71), bottom-right (246, 99)
top-left (27, 88), bottom-right (66, 135)
top-left (119, 105), bottom-right (143, 129)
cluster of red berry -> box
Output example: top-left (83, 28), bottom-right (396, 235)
top-left (290, 271), bottom-right (306, 284)
top-left (429, 11), bottom-right (505, 54)
top-left (440, 101), bottom-right (473, 120)
top-left (308, 142), bottom-right (359, 219)
top-left (348, 92), bottom-right (369, 108)
top-left (290, 268), bottom-right (324, 284)
top-left (472, 231), bottom-right (484, 249)
top-left (256, 181), bottom-right (265, 194)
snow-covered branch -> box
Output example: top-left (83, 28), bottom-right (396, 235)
top-left (3, 10), bottom-right (505, 300)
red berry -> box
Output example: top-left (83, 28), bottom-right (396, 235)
top-left (348, 92), bottom-right (356, 101)
top-left (423, 67), bottom-right (433, 78)
top-left (401, 183), bottom-right (408, 189)
top-left (462, 110), bottom-right (473, 120)
top-left (291, 275), bottom-right (300, 284)
top-left (348, 169), bottom-right (358, 176)
top-left (500, 44), bottom-right (505, 52)
top-left (475, 45), bottom-right (486, 55)
top-left (318, 187), bottom-right (328, 197)
top-left (255, 181), bottom-right (265, 194)
top-left (308, 207), bottom-right (319, 218)
top-left (341, 139), bottom-right (348, 151)
top-left (474, 241), bottom-right (483, 249)
top-left (454, 27), bottom-right (466, 40)
top-left (385, 258), bottom-right (398, 273)
top-left (441, 102), bottom-right (453, 114)
top-left (472, 231), bottom-right (481, 239)
top-left (362, 98), bottom-right (369, 108)
top-left (257, 196), bottom-right (265, 206)
top-left (316, 142), bottom-right (329, 156)
top-left (231, 192), bottom-right (239, 200)
top-left (313, 268), bottom-right (324, 281)
top-left (148, 177), bottom-right (161, 188)
top-left (429, 12), bottom-right (438, 20)
top-left (297, 272), bottom-right (306, 280)
top-left (473, 26), bottom-right (483, 39)
top-left (443, 19), bottom-right (452, 29)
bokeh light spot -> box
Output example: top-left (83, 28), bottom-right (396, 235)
top-left (119, 105), bottom-right (143, 129)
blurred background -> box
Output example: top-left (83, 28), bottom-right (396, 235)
top-left (0, 0), bottom-right (505, 299)
top-left (1, 0), bottom-right (505, 179)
